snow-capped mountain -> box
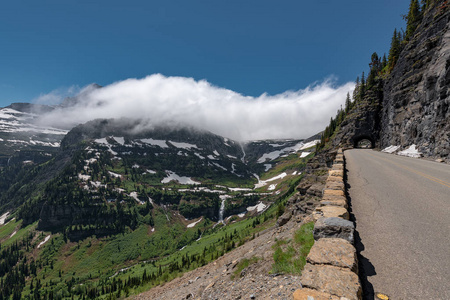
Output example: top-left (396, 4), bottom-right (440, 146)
top-left (0, 103), bottom-right (68, 166)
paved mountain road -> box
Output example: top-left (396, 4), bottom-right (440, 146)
top-left (345, 149), bottom-right (450, 299)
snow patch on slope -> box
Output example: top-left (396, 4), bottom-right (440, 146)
top-left (37, 235), bottom-right (51, 248)
top-left (140, 138), bottom-right (168, 148)
top-left (161, 171), bottom-right (200, 185)
top-left (397, 145), bottom-right (422, 158)
top-left (187, 217), bottom-right (203, 228)
top-left (247, 202), bottom-right (267, 213)
top-left (0, 212), bottom-right (10, 225)
top-left (299, 140), bottom-right (320, 150)
top-left (299, 152), bottom-right (310, 158)
top-left (382, 145), bottom-right (400, 154)
top-left (254, 172), bottom-right (287, 189)
top-left (113, 137), bottom-right (125, 145)
top-left (257, 141), bottom-right (317, 163)
top-left (168, 141), bottom-right (198, 150)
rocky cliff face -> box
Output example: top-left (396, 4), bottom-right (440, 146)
top-left (333, 3), bottom-right (450, 161)
top-left (332, 93), bottom-right (381, 150)
top-left (381, 4), bottom-right (450, 159)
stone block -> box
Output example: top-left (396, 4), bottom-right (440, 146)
top-left (335, 154), bottom-right (344, 161)
top-left (324, 181), bottom-right (345, 191)
top-left (331, 164), bottom-right (344, 170)
top-left (320, 199), bottom-right (348, 209)
top-left (314, 217), bottom-right (354, 244)
top-left (307, 238), bottom-right (357, 272)
top-left (301, 264), bottom-right (361, 300)
top-left (315, 206), bottom-right (349, 220)
top-left (326, 175), bottom-right (344, 183)
top-left (323, 189), bottom-right (345, 197)
top-left (312, 211), bottom-right (323, 221)
top-left (328, 170), bottom-right (344, 178)
top-left (293, 288), bottom-right (339, 300)
top-left (322, 194), bottom-right (346, 202)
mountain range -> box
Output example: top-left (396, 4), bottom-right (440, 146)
top-left (0, 100), bottom-right (319, 299)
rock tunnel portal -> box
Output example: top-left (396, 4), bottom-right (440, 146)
top-left (352, 135), bottom-right (375, 149)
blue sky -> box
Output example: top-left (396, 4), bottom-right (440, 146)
top-left (1, 0), bottom-right (410, 107)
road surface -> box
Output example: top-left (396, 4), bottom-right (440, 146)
top-left (345, 149), bottom-right (450, 299)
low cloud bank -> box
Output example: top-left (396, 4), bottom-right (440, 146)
top-left (36, 74), bottom-right (354, 141)
top-left (34, 86), bottom-right (81, 105)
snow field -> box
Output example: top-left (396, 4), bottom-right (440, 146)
top-left (187, 217), bottom-right (203, 228)
top-left (37, 235), bottom-right (51, 249)
top-left (246, 202), bottom-right (267, 213)
top-left (161, 171), bottom-right (200, 185)
top-left (397, 144), bottom-right (422, 158)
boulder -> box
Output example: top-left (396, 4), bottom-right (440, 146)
top-left (277, 211), bottom-right (292, 227)
top-left (297, 181), bottom-right (312, 195)
top-left (313, 217), bottom-right (355, 244)
top-left (301, 264), bottom-right (361, 300)
top-left (307, 183), bottom-right (324, 197)
top-left (307, 238), bottom-right (358, 272)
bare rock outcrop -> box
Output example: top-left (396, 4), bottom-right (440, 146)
top-left (381, 4), bottom-right (450, 160)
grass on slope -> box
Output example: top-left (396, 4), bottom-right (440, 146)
top-left (0, 219), bottom-right (37, 247)
top-left (231, 256), bottom-right (261, 280)
top-left (107, 213), bottom-right (277, 297)
top-left (271, 221), bottom-right (314, 275)
top-left (14, 205), bottom-right (277, 299)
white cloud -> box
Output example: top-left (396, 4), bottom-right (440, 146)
top-left (36, 74), bottom-right (354, 141)
top-left (33, 85), bottom-right (81, 105)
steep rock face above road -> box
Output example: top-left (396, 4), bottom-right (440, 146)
top-left (332, 3), bottom-right (450, 161)
top-left (381, 4), bottom-right (450, 158)
top-left (332, 93), bottom-right (381, 150)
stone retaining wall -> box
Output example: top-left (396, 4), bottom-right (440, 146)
top-left (293, 149), bottom-right (362, 300)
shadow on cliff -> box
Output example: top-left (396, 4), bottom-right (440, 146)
top-left (345, 181), bottom-right (376, 300)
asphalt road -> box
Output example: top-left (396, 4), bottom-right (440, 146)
top-left (345, 149), bottom-right (450, 300)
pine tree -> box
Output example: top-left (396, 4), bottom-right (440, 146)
top-left (388, 29), bottom-right (402, 71)
top-left (345, 93), bottom-right (352, 114)
top-left (382, 53), bottom-right (387, 69)
top-left (360, 72), bottom-right (366, 100)
top-left (406, 0), bottom-right (422, 40)
top-left (367, 52), bottom-right (381, 87)
top-left (353, 76), bottom-right (360, 101)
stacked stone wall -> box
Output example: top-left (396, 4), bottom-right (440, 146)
top-left (294, 149), bottom-right (362, 300)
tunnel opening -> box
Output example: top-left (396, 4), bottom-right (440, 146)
top-left (353, 135), bottom-right (375, 148)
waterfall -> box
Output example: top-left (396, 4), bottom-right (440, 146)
top-left (218, 195), bottom-right (231, 224)
top-left (239, 143), bottom-right (246, 163)
top-left (253, 173), bottom-right (260, 181)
